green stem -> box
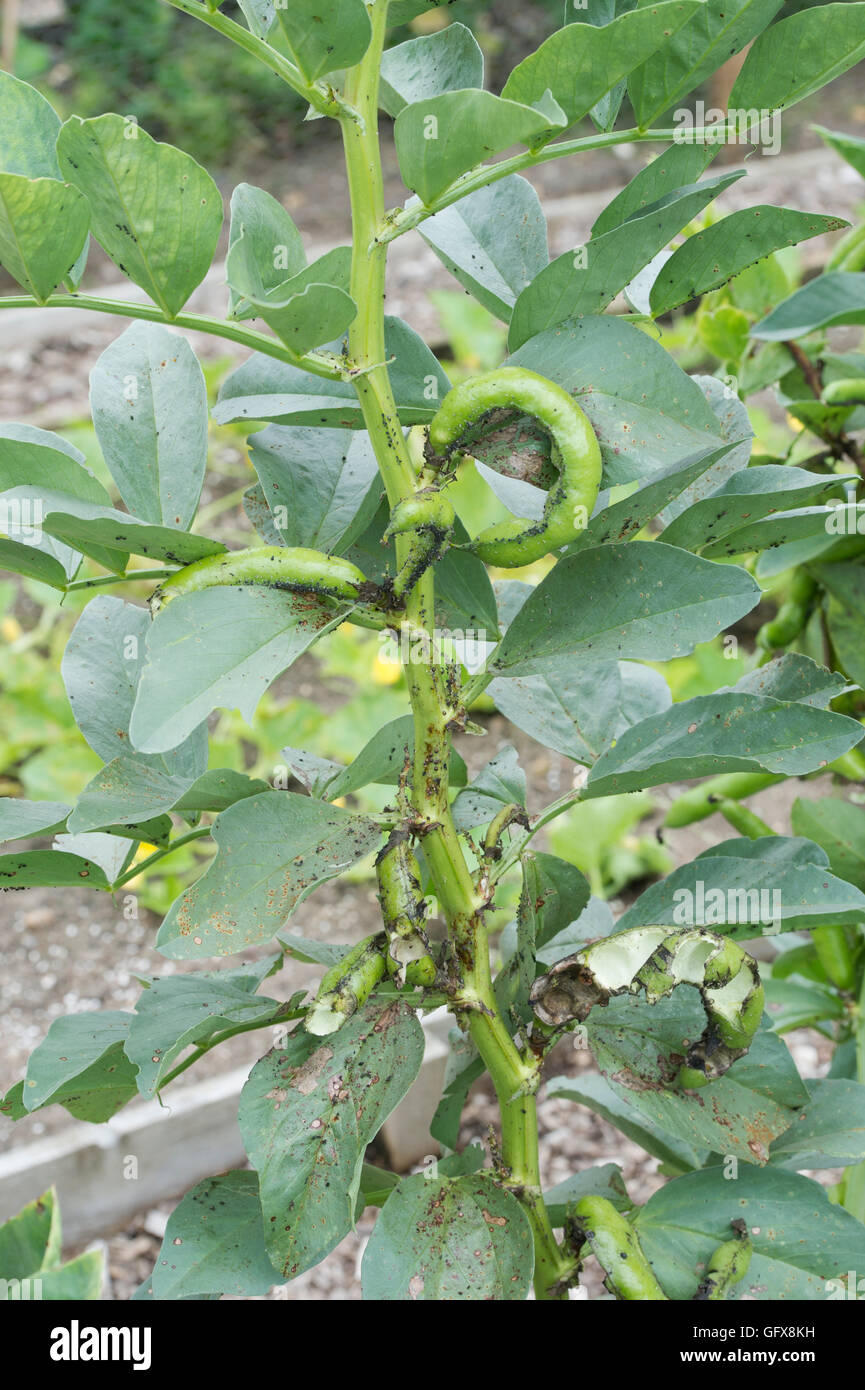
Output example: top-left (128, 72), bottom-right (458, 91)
top-left (112, 826), bottom-right (213, 888)
top-left (378, 123), bottom-right (743, 245)
top-left (159, 1005), bottom-right (306, 1090)
top-left (340, 1), bottom-right (568, 1300)
top-left (0, 294), bottom-right (345, 379)
top-left (64, 567), bottom-right (177, 593)
top-left (161, 0), bottom-right (350, 117)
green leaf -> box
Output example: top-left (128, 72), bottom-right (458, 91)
top-left (770, 1080), bottom-right (865, 1169)
top-left (763, 977), bottom-right (844, 1033)
top-left (214, 316), bottom-right (451, 427)
top-left (126, 961), bottom-right (281, 1097)
top-left (150, 1172), bottom-right (283, 1299)
top-left (0, 798), bottom-right (70, 843)
top-left (543, 1164), bottom-right (631, 1226)
top-left (535, 895), bottom-right (616, 968)
top-left (628, 0), bottom-right (784, 128)
top-left (22, 1012), bottom-right (138, 1121)
top-left (394, 90), bottom-right (567, 206)
top-left (379, 23), bottom-right (483, 116)
top-left (735, 652), bottom-right (851, 710)
top-left (490, 661), bottom-right (671, 766)
top-left (361, 1172), bottom-right (533, 1300)
top-left (752, 271), bottom-right (865, 339)
top-left (0, 72), bottom-right (63, 180)
top-left (661, 463), bottom-right (845, 553)
top-left (615, 835), bottom-right (865, 937)
top-left (274, 0), bottom-right (371, 82)
top-left (239, 1000), bottom-right (424, 1279)
top-left (489, 542), bottom-right (760, 678)
top-left (0, 421), bottom-right (108, 505)
top-left (592, 141), bottom-right (719, 238)
top-left (57, 114), bottom-right (222, 317)
top-left (0, 1189), bottom-right (60, 1279)
top-left (547, 1071), bottom-right (706, 1171)
top-left (0, 851), bottom-right (109, 891)
top-left (452, 745), bottom-right (527, 831)
top-left (171, 769), bottom-right (271, 816)
top-left (32, 1250), bottom-right (103, 1301)
top-left (0, 173), bottom-right (89, 301)
top-left (813, 124), bottom-right (865, 180)
top-left (586, 996), bottom-right (806, 1163)
top-left (506, 314), bottom-right (725, 484)
top-left (0, 539), bottom-right (69, 590)
top-left (227, 182), bottom-right (306, 320)
top-left (813, 561), bottom-right (865, 689)
top-left (730, 2), bottom-right (865, 115)
top-left (634, 1166), bottom-right (865, 1298)
top-left (419, 175), bottom-right (549, 323)
top-left (225, 239), bottom-right (356, 353)
top-left (649, 207), bottom-right (847, 316)
top-left (248, 425), bottom-right (381, 554)
top-left (90, 322), bottom-right (208, 530)
top-left (67, 747), bottom-right (209, 836)
top-left (586, 690), bottom-right (864, 798)
top-left (508, 170), bottom-right (745, 348)
top-left (324, 714), bottom-right (468, 800)
top-left (569, 441), bottom-right (742, 555)
top-left (501, 2), bottom-right (702, 126)
top-left (62, 595), bottom-right (207, 765)
top-left (129, 587), bottom-right (346, 754)
top-left (791, 796), bottom-right (865, 891)
top-left (156, 791), bottom-right (381, 959)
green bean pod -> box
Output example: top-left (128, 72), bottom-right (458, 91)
top-left (376, 834), bottom-right (437, 987)
top-left (694, 1230), bottom-right (753, 1300)
top-left (530, 926), bottom-right (764, 1088)
top-left (812, 924), bottom-right (857, 991)
top-left (756, 570), bottom-right (817, 652)
top-left (305, 932), bottom-right (388, 1036)
top-left (823, 378), bottom-right (865, 407)
top-left (384, 491), bottom-right (456, 600)
top-left (826, 222), bottom-right (865, 272)
top-left (571, 1196), bottom-right (667, 1300)
top-left (665, 771), bottom-right (783, 827)
top-left (151, 546), bottom-right (370, 613)
top-left (427, 367), bottom-right (602, 568)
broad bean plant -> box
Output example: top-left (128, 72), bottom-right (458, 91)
top-left (2, 0), bottom-right (865, 1301)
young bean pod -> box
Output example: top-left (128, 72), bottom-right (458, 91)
top-left (151, 546), bottom-right (372, 614)
top-left (756, 570), bottom-right (817, 652)
top-left (694, 1228), bottom-right (753, 1300)
top-left (570, 1196), bottom-right (667, 1301)
top-left (665, 771), bottom-right (783, 828)
top-left (305, 933), bottom-right (388, 1036)
top-left (383, 490), bottom-right (456, 601)
top-left (427, 366), bottom-right (602, 568)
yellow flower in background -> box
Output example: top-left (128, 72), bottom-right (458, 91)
top-left (1, 616), bottom-right (22, 643)
top-left (372, 653), bottom-right (401, 686)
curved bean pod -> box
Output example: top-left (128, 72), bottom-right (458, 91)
top-left (427, 366), bottom-right (602, 568)
top-left (694, 1228), bottom-right (753, 1300)
top-left (376, 832), bottom-right (437, 987)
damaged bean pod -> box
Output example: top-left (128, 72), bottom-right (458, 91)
top-left (570, 1196), bottom-right (667, 1301)
top-left (529, 926), bottom-right (764, 1088)
top-left (150, 545), bottom-right (387, 628)
top-left (427, 366), bottom-right (602, 568)
top-left (305, 933), bottom-right (388, 1037)
top-left (694, 1226), bottom-right (753, 1300)
top-left (376, 833), bottom-right (437, 987)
